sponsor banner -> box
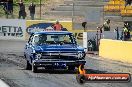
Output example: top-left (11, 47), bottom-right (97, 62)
top-left (0, 19), bottom-right (26, 40)
top-left (76, 65), bottom-right (131, 84)
top-left (76, 73), bottom-right (131, 84)
top-left (26, 20), bottom-right (83, 45)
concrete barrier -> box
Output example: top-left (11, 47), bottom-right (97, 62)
top-left (99, 39), bottom-right (132, 63)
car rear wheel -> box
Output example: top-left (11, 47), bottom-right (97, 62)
top-left (26, 60), bottom-right (32, 70)
top-left (68, 66), bottom-right (75, 71)
top-left (32, 63), bottom-right (37, 73)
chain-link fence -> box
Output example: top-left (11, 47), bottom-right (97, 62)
top-left (0, 0), bottom-right (62, 20)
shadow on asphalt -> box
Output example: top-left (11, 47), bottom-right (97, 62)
top-left (22, 69), bottom-right (107, 74)
top-left (85, 69), bottom-right (107, 74)
top-left (37, 69), bottom-right (76, 74)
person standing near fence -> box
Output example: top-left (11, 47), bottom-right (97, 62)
top-left (2, 0), bottom-right (13, 18)
top-left (125, 0), bottom-right (132, 6)
top-left (29, 2), bottom-right (36, 20)
top-left (102, 19), bottom-right (110, 31)
top-left (17, 1), bottom-right (26, 19)
top-left (123, 23), bottom-right (131, 41)
top-left (3, 1), bottom-right (8, 18)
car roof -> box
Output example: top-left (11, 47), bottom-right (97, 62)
top-left (34, 31), bottom-right (73, 35)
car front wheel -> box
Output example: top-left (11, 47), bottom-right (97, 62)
top-left (26, 60), bottom-right (32, 70)
top-left (32, 63), bottom-right (37, 73)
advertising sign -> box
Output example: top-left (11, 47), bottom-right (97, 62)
top-left (26, 20), bottom-right (83, 45)
top-left (0, 19), bottom-right (26, 40)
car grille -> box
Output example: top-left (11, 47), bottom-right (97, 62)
top-left (40, 52), bottom-right (78, 60)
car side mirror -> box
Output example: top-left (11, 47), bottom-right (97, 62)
top-left (25, 43), bottom-right (29, 49)
top-left (28, 42), bottom-right (32, 46)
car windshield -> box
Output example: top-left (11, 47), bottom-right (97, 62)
top-left (34, 34), bottom-right (76, 45)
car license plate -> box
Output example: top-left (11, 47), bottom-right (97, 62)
top-left (54, 62), bottom-right (66, 67)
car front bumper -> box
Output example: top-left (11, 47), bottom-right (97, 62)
top-left (33, 59), bottom-right (86, 67)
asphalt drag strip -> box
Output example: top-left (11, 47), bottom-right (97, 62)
top-left (0, 52), bottom-right (132, 87)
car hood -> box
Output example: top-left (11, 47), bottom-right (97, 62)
top-left (33, 44), bottom-right (84, 52)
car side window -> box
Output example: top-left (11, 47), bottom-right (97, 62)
top-left (70, 34), bottom-right (76, 44)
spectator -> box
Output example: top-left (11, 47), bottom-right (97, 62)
top-left (125, 0), bottom-right (132, 6)
top-left (17, 1), bottom-right (26, 19)
top-left (52, 20), bottom-right (63, 31)
top-left (120, 30), bottom-right (124, 40)
top-left (3, 1), bottom-right (8, 18)
top-left (103, 19), bottom-right (110, 31)
top-left (3, 0), bottom-right (13, 18)
top-left (82, 22), bottom-right (87, 30)
top-left (29, 2), bottom-right (36, 20)
top-left (123, 23), bottom-right (131, 41)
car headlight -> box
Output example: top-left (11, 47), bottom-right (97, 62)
top-left (84, 48), bottom-right (87, 53)
top-left (35, 53), bottom-right (42, 59)
top-left (77, 52), bottom-right (84, 59)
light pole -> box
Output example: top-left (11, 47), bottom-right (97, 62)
top-left (40, 0), bottom-right (42, 20)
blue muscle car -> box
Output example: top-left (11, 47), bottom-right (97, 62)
top-left (24, 31), bottom-right (86, 73)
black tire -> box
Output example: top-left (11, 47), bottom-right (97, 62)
top-left (26, 60), bottom-right (32, 70)
top-left (32, 63), bottom-right (37, 73)
top-left (68, 66), bottom-right (75, 71)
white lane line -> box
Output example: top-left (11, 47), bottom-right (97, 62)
top-left (0, 79), bottom-right (10, 87)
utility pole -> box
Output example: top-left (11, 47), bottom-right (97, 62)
top-left (40, 0), bottom-right (42, 20)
